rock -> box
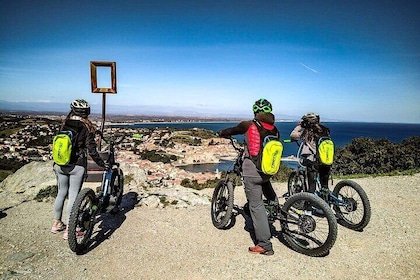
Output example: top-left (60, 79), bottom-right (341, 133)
top-left (0, 160), bottom-right (211, 210)
top-left (137, 186), bottom-right (211, 208)
top-left (0, 161), bottom-right (56, 210)
top-left (119, 162), bottom-right (148, 187)
top-left (138, 195), bottom-right (160, 208)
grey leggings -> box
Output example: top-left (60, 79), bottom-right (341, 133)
top-left (243, 176), bottom-right (278, 251)
top-left (53, 164), bottom-right (85, 224)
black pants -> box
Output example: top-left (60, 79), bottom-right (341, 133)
top-left (304, 160), bottom-right (331, 193)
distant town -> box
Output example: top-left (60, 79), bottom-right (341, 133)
top-left (0, 111), bottom-right (236, 185)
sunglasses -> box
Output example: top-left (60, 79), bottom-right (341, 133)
top-left (253, 104), bottom-right (272, 113)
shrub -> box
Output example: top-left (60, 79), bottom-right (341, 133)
top-left (34, 185), bottom-right (58, 201)
top-left (180, 178), bottom-right (202, 190)
top-left (272, 164), bottom-right (293, 182)
top-left (333, 136), bottom-right (420, 175)
top-left (139, 149), bottom-right (177, 163)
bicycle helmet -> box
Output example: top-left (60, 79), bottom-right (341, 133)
top-left (252, 98), bottom-right (272, 114)
top-left (70, 99), bottom-right (91, 117)
top-left (301, 112), bottom-right (320, 124)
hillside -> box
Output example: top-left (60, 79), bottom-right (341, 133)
top-left (0, 173), bottom-right (419, 279)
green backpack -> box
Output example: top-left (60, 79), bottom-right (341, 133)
top-left (253, 120), bottom-right (283, 175)
top-left (52, 129), bottom-right (77, 166)
top-left (317, 136), bottom-right (334, 165)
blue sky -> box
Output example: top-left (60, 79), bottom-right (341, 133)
top-left (1, 0), bottom-right (419, 123)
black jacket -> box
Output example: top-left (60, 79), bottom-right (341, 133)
top-left (62, 119), bottom-right (105, 168)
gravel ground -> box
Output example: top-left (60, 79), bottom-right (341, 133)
top-left (0, 174), bottom-right (419, 280)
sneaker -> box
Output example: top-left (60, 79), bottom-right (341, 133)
top-left (51, 222), bottom-right (66, 234)
top-left (248, 245), bottom-right (274, 256)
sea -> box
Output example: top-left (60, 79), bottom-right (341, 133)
top-left (111, 122), bottom-right (420, 173)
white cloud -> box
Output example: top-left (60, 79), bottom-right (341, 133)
top-left (299, 63), bottom-right (318, 74)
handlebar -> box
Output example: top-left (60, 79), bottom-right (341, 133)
top-left (283, 138), bottom-right (301, 147)
top-left (228, 137), bottom-right (244, 153)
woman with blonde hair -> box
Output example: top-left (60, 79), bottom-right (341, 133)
top-left (51, 99), bottom-right (105, 240)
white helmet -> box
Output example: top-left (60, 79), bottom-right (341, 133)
top-left (301, 112), bottom-right (320, 125)
top-left (70, 99), bottom-right (90, 117)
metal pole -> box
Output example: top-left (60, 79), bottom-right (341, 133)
top-left (99, 93), bottom-right (106, 150)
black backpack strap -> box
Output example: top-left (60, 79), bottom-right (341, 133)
top-left (253, 118), bottom-right (278, 137)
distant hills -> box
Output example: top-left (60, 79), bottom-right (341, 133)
top-left (0, 100), bottom-right (301, 121)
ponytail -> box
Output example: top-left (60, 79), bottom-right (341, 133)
top-left (79, 117), bottom-right (95, 134)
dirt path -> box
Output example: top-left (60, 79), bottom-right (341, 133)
top-left (1, 174), bottom-right (419, 280)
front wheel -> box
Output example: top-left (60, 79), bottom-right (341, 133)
top-left (287, 170), bottom-right (306, 209)
top-left (333, 180), bottom-right (371, 231)
top-left (211, 180), bottom-right (234, 229)
top-left (280, 192), bottom-right (338, 257)
top-left (111, 169), bottom-right (124, 211)
top-left (68, 188), bottom-right (97, 253)
top-left (288, 170), bottom-right (306, 195)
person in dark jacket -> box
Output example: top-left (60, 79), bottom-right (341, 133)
top-left (51, 99), bottom-right (105, 240)
top-left (290, 112), bottom-right (331, 193)
top-left (217, 98), bottom-right (279, 256)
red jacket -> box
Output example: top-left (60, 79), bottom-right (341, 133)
top-left (219, 112), bottom-right (279, 176)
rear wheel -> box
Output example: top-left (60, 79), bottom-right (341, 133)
top-left (211, 180), bottom-right (234, 229)
top-left (281, 192), bottom-right (337, 257)
top-left (68, 188), bottom-right (97, 253)
top-left (333, 180), bottom-right (371, 231)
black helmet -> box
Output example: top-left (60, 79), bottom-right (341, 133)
top-left (70, 99), bottom-right (91, 117)
top-left (301, 112), bottom-right (320, 125)
top-left (252, 98), bottom-right (272, 114)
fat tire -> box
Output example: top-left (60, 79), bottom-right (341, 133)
top-left (281, 192), bottom-right (338, 257)
top-left (333, 180), bottom-right (371, 231)
top-left (68, 188), bottom-right (97, 253)
top-left (111, 168), bottom-right (124, 209)
top-left (117, 169), bottom-right (124, 206)
top-left (211, 180), bottom-right (234, 229)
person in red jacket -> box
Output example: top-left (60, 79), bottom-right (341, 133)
top-left (218, 98), bottom-right (279, 256)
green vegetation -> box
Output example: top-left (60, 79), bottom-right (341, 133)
top-left (180, 178), bottom-right (201, 190)
top-left (170, 128), bottom-right (213, 146)
top-left (139, 149), bottom-right (178, 163)
top-left (34, 185), bottom-right (58, 201)
top-left (271, 165), bottom-right (293, 182)
top-left (182, 136), bottom-right (420, 190)
top-left (188, 129), bottom-right (214, 139)
top-left (0, 128), bottom-right (21, 138)
top-left (333, 136), bottom-right (420, 176)
top-left (27, 135), bottom-right (52, 147)
top-left (158, 196), bottom-right (178, 207)
top-left (0, 170), bottom-right (14, 182)
top-left (124, 174), bottom-right (135, 185)
top-left (172, 134), bottom-right (202, 146)
top-left (0, 157), bottom-right (27, 181)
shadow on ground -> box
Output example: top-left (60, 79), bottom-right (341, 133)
top-left (76, 191), bottom-right (139, 255)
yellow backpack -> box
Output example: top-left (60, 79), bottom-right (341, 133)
top-left (317, 137), bottom-right (334, 165)
top-left (52, 130), bottom-right (77, 165)
top-left (260, 135), bottom-right (283, 175)
top-left (252, 120), bottom-right (283, 175)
